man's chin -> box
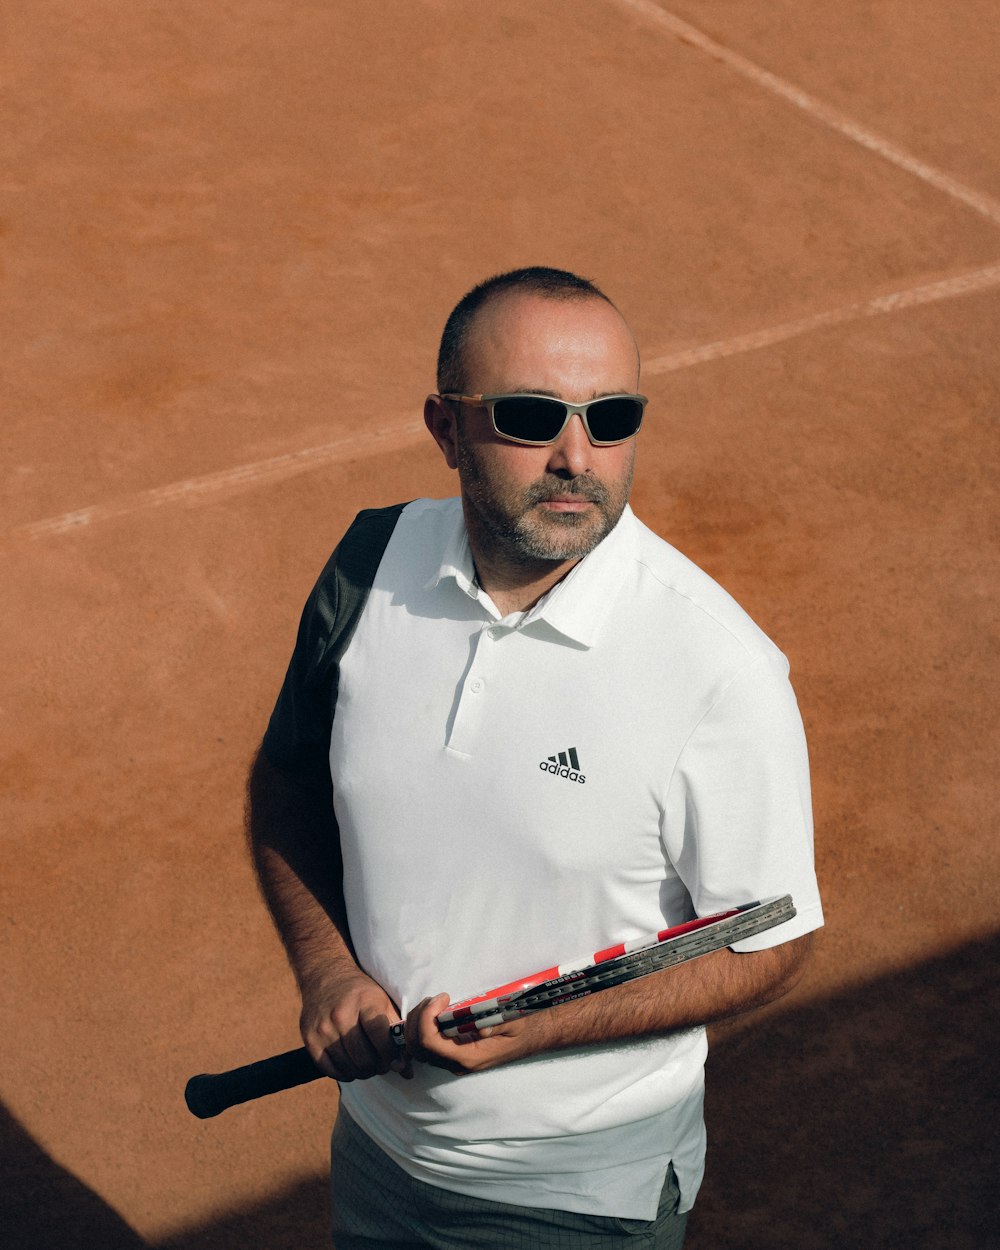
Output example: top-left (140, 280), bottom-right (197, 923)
top-left (515, 511), bottom-right (609, 561)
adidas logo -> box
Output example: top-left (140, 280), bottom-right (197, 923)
top-left (539, 747), bottom-right (586, 784)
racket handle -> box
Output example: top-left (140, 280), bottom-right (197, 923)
top-left (185, 1046), bottom-right (323, 1118)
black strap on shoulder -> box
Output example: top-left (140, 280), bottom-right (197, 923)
top-left (325, 502), bottom-right (408, 668)
top-left (260, 502), bottom-right (408, 777)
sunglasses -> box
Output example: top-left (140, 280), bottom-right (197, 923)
top-left (439, 392), bottom-right (647, 446)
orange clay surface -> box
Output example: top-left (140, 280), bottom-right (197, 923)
top-left (2, 3), bottom-right (998, 1248)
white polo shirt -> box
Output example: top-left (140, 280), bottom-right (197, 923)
top-left (267, 496), bottom-right (823, 1219)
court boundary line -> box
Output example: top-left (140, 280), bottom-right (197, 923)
top-left (10, 261), bottom-right (1000, 544)
top-left (616, 0), bottom-right (1000, 229)
top-left (13, 421), bottom-right (426, 541)
top-left (645, 262), bottom-right (1000, 373)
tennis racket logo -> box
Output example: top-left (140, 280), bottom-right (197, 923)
top-left (539, 747), bottom-right (586, 783)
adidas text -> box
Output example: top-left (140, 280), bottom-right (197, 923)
top-left (539, 747), bottom-right (586, 784)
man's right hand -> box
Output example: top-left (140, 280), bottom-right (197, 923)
top-left (300, 969), bottom-right (410, 1082)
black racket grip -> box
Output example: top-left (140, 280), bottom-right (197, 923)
top-left (185, 1046), bottom-right (323, 1118)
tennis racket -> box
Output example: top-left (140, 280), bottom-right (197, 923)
top-left (435, 894), bottom-right (795, 1037)
top-left (185, 895), bottom-right (794, 1117)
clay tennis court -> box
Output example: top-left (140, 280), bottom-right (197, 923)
top-left (3, 2), bottom-right (997, 1246)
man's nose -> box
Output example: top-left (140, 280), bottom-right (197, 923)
top-left (545, 414), bottom-right (592, 477)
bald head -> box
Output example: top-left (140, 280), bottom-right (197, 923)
top-left (458, 290), bottom-right (640, 402)
top-left (436, 267), bottom-right (637, 395)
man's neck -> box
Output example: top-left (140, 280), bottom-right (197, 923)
top-left (469, 544), bottom-right (581, 617)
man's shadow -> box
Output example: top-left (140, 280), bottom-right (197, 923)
top-left (0, 1098), bottom-right (331, 1250)
top-left (689, 931), bottom-right (999, 1248)
top-left (0, 1101), bottom-right (148, 1249)
top-left (5, 935), bottom-right (996, 1250)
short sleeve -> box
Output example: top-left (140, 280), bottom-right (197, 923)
top-left (661, 652), bottom-right (824, 949)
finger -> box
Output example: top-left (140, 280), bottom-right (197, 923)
top-left (309, 1035), bottom-right (358, 1082)
top-left (405, 995), bottom-right (470, 1073)
top-left (327, 1035), bottom-right (371, 1082)
top-left (339, 1020), bottom-right (389, 1076)
top-left (407, 993), bottom-right (450, 1055)
top-left (308, 1020), bottom-right (382, 1082)
top-left (302, 1020), bottom-right (349, 1079)
top-left (402, 996), bottom-right (431, 1055)
top-left (454, 1023), bottom-right (494, 1044)
top-left (358, 1008), bottom-right (400, 1074)
top-left (312, 1047), bottom-right (340, 1080)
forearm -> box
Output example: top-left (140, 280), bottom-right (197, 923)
top-left (246, 746), bottom-right (357, 991)
top-left (530, 935), bottom-right (813, 1051)
top-left (247, 746), bottom-right (405, 1079)
top-left (407, 933), bottom-right (814, 1074)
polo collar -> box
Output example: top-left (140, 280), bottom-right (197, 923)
top-left (426, 508), bottom-right (480, 600)
top-left (427, 502), bottom-right (637, 648)
top-left (523, 506), bottom-right (635, 647)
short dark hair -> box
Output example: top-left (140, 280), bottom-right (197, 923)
top-left (436, 266), bottom-right (614, 393)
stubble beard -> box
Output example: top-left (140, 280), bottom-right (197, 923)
top-left (454, 431), bottom-right (634, 567)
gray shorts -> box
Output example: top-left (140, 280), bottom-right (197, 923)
top-left (330, 1108), bottom-right (688, 1249)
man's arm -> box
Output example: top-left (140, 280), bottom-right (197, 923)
top-left (246, 747), bottom-right (405, 1081)
top-left (403, 932), bottom-right (814, 1074)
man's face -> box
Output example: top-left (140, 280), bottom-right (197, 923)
top-left (450, 292), bottom-right (641, 568)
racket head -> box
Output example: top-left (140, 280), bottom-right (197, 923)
top-left (437, 895), bottom-right (796, 1032)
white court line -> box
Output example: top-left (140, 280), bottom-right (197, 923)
top-left (11, 262), bottom-right (1000, 543)
top-left (616, 0), bottom-right (1000, 229)
top-left (645, 262), bottom-right (1000, 373)
top-left (15, 420), bottom-right (426, 541)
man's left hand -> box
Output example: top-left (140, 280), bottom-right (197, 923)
top-left (400, 994), bottom-right (551, 1074)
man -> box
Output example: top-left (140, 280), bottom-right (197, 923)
top-left (249, 267), bottom-right (824, 1248)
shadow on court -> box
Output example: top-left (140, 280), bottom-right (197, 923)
top-left (4, 936), bottom-right (995, 1250)
top-left (694, 932), bottom-right (999, 1250)
top-left (0, 1103), bottom-right (147, 1250)
top-left (156, 1179), bottom-right (330, 1250)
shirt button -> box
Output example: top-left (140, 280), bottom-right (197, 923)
top-left (470, 678), bottom-right (484, 694)
top-left (487, 627), bottom-right (499, 640)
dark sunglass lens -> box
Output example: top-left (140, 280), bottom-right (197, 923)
top-left (492, 397), bottom-right (566, 443)
top-left (586, 398), bottom-right (644, 443)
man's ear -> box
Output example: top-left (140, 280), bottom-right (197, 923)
top-left (424, 394), bottom-right (460, 470)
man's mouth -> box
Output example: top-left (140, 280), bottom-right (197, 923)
top-left (537, 497), bottom-right (595, 511)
